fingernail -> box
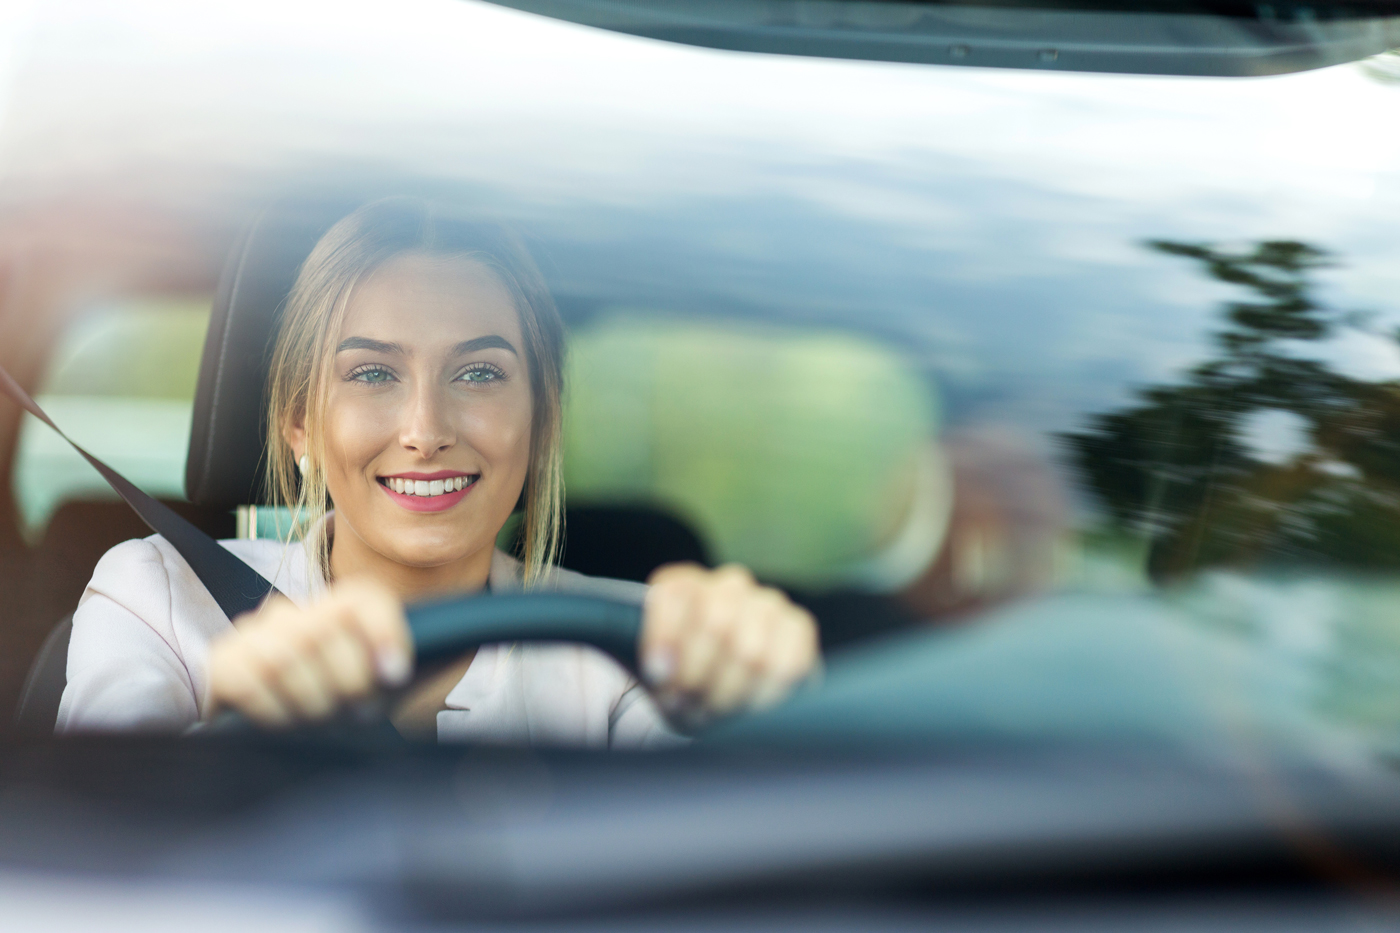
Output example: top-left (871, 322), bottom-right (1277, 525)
top-left (643, 647), bottom-right (675, 686)
top-left (377, 647), bottom-right (411, 686)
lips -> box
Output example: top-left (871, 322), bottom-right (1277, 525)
top-left (377, 472), bottom-right (478, 513)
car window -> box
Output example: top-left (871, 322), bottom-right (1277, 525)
top-left (15, 4), bottom-right (1400, 923)
top-left (4, 0), bottom-right (1400, 752)
top-left (11, 300), bottom-right (209, 540)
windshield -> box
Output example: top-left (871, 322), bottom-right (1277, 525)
top-left (5, 0), bottom-right (1400, 912)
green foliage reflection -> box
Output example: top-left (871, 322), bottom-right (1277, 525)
top-left (1065, 240), bottom-right (1400, 579)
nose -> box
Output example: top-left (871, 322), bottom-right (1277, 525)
top-left (399, 380), bottom-right (455, 459)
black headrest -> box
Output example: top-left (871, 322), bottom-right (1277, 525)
top-left (186, 203), bottom-right (356, 509)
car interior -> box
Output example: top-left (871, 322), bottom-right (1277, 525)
top-left (7, 0), bottom-right (1400, 926)
top-left (8, 197), bottom-right (967, 733)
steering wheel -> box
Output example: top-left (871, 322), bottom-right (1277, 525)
top-left (409, 592), bottom-right (643, 673)
top-left (203, 593), bottom-right (644, 735)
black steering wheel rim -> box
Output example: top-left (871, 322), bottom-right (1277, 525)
top-left (407, 592), bottom-right (644, 674)
top-left (202, 593), bottom-right (646, 736)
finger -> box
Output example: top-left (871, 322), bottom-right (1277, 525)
top-left (209, 641), bottom-right (292, 727)
top-left (698, 589), bottom-right (787, 715)
top-left (289, 599), bottom-right (386, 713)
top-left (769, 608), bottom-right (820, 684)
top-left (674, 618), bottom-right (723, 695)
top-left (749, 611), bottom-right (820, 710)
top-left (676, 566), bottom-right (753, 692)
top-left (330, 579), bottom-right (413, 686)
top-left (730, 590), bottom-right (786, 669)
top-left (694, 565), bottom-right (755, 642)
top-left (646, 561), bottom-right (712, 589)
top-left (313, 622), bottom-right (377, 700)
top-left (641, 566), bottom-right (706, 687)
top-left (242, 621), bottom-right (337, 721)
top-left (703, 657), bottom-right (761, 717)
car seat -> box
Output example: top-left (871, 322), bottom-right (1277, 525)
top-left (11, 203), bottom-right (348, 733)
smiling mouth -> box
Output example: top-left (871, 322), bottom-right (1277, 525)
top-left (378, 475), bottom-right (478, 497)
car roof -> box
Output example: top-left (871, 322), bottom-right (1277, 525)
top-left (485, 0), bottom-right (1400, 76)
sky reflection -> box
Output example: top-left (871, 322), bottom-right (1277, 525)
top-left (2, 0), bottom-right (1398, 440)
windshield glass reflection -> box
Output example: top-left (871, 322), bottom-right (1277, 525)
top-left (5, 0), bottom-right (1400, 749)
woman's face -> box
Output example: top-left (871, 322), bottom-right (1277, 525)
top-left (301, 252), bottom-right (534, 572)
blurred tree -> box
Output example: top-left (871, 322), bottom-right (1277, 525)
top-left (1359, 49), bottom-right (1400, 85)
top-left (1064, 240), bottom-right (1400, 580)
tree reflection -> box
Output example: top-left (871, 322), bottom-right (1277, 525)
top-left (1064, 240), bottom-right (1400, 580)
top-left (1359, 49), bottom-right (1400, 85)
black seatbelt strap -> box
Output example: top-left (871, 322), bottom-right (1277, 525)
top-left (0, 364), bottom-right (277, 620)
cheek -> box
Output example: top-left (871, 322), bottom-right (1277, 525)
top-left (460, 392), bottom-right (534, 470)
top-left (323, 391), bottom-right (398, 474)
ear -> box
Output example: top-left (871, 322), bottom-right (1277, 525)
top-left (282, 410), bottom-right (307, 464)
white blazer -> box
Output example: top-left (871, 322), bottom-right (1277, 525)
top-left (56, 533), bottom-right (682, 748)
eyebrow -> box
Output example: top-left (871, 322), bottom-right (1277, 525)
top-left (336, 337), bottom-right (403, 354)
top-left (335, 335), bottom-right (518, 356)
top-left (452, 335), bottom-right (518, 357)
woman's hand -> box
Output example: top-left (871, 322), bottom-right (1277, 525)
top-left (640, 563), bottom-right (820, 732)
top-left (206, 578), bottom-right (413, 727)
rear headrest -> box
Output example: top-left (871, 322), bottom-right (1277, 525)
top-left (186, 203), bottom-right (354, 509)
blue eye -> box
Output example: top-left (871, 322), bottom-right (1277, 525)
top-left (350, 366), bottom-right (396, 384)
top-left (457, 364), bottom-right (504, 384)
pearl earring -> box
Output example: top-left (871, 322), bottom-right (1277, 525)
top-left (297, 455), bottom-right (308, 476)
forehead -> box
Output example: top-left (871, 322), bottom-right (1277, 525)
top-left (340, 252), bottom-right (522, 343)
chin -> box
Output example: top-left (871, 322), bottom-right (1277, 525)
top-left (382, 529), bottom-right (485, 569)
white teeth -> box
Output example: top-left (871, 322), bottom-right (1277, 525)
top-left (386, 476), bottom-right (472, 496)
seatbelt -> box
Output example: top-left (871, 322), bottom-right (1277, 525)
top-left (0, 364), bottom-right (277, 620)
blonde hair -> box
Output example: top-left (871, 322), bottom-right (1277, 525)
top-left (264, 198), bottom-right (565, 586)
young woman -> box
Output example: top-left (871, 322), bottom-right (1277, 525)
top-left (56, 199), bottom-right (819, 746)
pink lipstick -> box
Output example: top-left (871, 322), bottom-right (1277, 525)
top-left (378, 471), bottom-right (478, 513)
